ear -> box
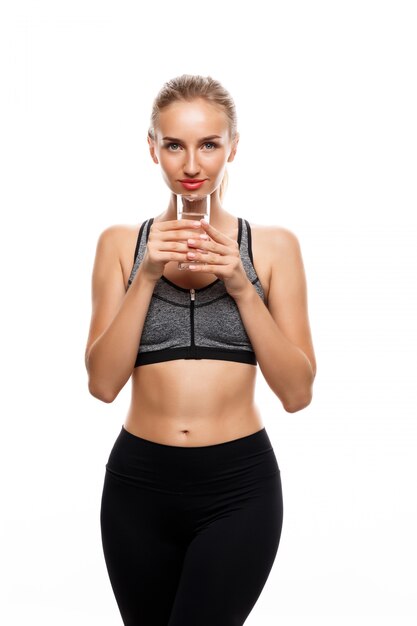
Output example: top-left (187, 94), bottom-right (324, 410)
top-left (227, 132), bottom-right (240, 163)
top-left (147, 134), bottom-right (159, 164)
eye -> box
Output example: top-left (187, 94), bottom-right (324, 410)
top-left (164, 141), bottom-right (218, 151)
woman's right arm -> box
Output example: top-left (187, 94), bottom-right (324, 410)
top-left (84, 225), bottom-right (157, 403)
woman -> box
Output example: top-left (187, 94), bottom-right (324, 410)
top-left (85, 74), bottom-right (316, 625)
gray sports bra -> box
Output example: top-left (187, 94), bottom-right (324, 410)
top-left (127, 217), bottom-right (265, 367)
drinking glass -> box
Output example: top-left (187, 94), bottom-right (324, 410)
top-left (176, 193), bottom-right (211, 270)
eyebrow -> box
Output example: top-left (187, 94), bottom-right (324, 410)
top-left (162, 135), bottom-right (223, 142)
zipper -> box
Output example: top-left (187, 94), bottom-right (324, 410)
top-left (189, 289), bottom-right (195, 356)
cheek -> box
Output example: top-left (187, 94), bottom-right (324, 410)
top-left (159, 155), bottom-right (177, 173)
top-left (205, 152), bottom-right (227, 172)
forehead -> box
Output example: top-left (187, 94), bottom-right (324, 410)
top-left (157, 98), bottom-right (229, 138)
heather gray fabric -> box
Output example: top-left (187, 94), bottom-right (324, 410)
top-left (127, 217), bottom-right (266, 366)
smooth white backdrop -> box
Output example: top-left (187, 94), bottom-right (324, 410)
top-left (1, 1), bottom-right (416, 624)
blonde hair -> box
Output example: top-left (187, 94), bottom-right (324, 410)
top-left (148, 74), bottom-right (238, 203)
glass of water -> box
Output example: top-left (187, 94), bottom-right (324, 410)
top-left (176, 193), bottom-right (211, 270)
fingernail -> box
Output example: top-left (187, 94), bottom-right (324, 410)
top-left (193, 221), bottom-right (201, 227)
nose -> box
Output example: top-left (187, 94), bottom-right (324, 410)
top-left (183, 149), bottom-right (201, 177)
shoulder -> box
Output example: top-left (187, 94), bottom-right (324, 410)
top-left (246, 222), bottom-right (301, 302)
top-left (95, 223), bottom-right (142, 245)
top-left (250, 222), bottom-right (301, 261)
top-left (96, 222), bottom-right (147, 288)
top-left (94, 222), bottom-right (144, 257)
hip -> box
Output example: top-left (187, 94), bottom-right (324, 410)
top-left (104, 423), bottom-right (281, 497)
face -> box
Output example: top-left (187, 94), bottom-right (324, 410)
top-left (148, 98), bottom-right (239, 196)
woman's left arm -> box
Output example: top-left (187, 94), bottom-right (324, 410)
top-left (233, 227), bottom-right (317, 413)
top-left (190, 219), bottom-right (316, 413)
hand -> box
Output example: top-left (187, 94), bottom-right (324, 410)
top-left (186, 219), bottom-right (253, 300)
top-left (141, 219), bottom-right (204, 283)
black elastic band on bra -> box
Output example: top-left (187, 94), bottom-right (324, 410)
top-left (146, 218), bottom-right (154, 242)
top-left (237, 216), bottom-right (242, 247)
top-left (245, 219), bottom-right (254, 266)
top-left (135, 345), bottom-right (257, 367)
top-left (133, 221), bottom-right (147, 264)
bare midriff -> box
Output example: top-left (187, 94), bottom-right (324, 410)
top-left (124, 358), bottom-right (264, 447)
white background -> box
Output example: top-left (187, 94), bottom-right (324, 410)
top-left (1, 1), bottom-right (416, 624)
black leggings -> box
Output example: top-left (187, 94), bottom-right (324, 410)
top-left (100, 425), bottom-right (284, 626)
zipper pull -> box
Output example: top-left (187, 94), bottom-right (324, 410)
top-left (190, 288), bottom-right (195, 301)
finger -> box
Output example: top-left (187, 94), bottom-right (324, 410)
top-left (155, 218), bottom-right (202, 230)
top-left (187, 251), bottom-right (229, 266)
top-left (188, 261), bottom-right (226, 271)
top-left (156, 228), bottom-right (207, 243)
top-left (187, 237), bottom-right (229, 254)
top-left (168, 229), bottom-right (209, 242)
top-left (199, 219), bottom-right (234, 245)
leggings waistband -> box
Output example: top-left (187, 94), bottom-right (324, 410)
top-left (105, 425), bottom-right (279, 494)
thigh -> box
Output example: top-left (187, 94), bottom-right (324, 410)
top-left (167, 471), bottom-right (284, 626)
top-left (100, 469), bottom-right (187, 626)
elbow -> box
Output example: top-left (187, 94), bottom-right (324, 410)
top-left (85, 347), bottom-right (117, 403)
top-left (283, 366), bottom-right (316, 413)
top-left (88, 379), bottom-right (117, 404)
top-left (86, 356), bottom-right (119, 403)
top-left (283, 390), bottom-right (313, 413)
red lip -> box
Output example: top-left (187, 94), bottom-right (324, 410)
top-left (180, 180), bottom-right (206, 190)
